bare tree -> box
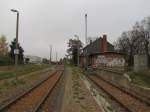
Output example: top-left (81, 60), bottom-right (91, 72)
top-left (67, 39), bottom-right (83, 65)
top-left (141, 17), bottom-right (150, 66)
top-left (0, 35), bottom-right (8, 56)
top-left (115, 16), bottom-right (150, 67)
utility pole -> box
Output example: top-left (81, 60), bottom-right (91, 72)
top-left (11, 9), bottom-right (19, 79)
top-left (74, 35), bottom-right (79, 67)
top-left (56, 52), bottom-right (57, 65)
top-left (49, 45), bottom-right (52, 64)
top-left (85, 14), bottom-right (87, 45)
top-left (11, 9), bottom-right (19, 66)
top-left (85, 14), bottom-right (88, 69)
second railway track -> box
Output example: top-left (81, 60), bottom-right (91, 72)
top-left (0, 69), bottom-right (64, 112)
top-left (87, 74), bottom-right (150, 112)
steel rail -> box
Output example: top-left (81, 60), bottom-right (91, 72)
top-left (95, 74), bottom-right (150, 106)
top-left (0, 70), bottom-right (58, 111)
top-left (96, 68), bottom-right (150, 105)
top-left (87, 75), bottom-right (131, 112)
top-left (34, 70), bottom-right (64, 112)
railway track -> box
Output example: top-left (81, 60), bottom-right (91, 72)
top-left (87, 74), bottom-right (150, 112)
top-left (97, 68), bottom-right (124, 74)
top-left (0, 69), bottom-right (64, 112)
top-left (97, 68), bottom-right (150, 104)
top-left (0, 68), bottom-right (52, 81)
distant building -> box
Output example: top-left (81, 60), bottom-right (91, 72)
top-left (80, 34), bottom-right (125, 67)
top-left (24, 55), bottom-right (42, 64)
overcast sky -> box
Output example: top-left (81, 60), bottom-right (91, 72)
top-left (0, 0), bottom-right (150, 60)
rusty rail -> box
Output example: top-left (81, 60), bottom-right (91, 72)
top-left (87, 75), bottom-right (150, 112)
top-left (0, 69), bottom-right (63, 112)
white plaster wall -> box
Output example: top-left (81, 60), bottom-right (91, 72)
top-left (95, 55), bottom-right (125, 67)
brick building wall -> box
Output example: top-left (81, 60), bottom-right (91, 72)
top-left (80, 34), bottom-right (125, 67)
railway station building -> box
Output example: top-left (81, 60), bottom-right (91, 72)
top-left (80, 34), bottom-right (125, 67)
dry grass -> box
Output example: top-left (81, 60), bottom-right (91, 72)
top-left (128, 70), bottom-right (150, 88)
top-left (0, 68), bottom-right (53, 107)
top-left (0, 64), bottom-right (51, 79)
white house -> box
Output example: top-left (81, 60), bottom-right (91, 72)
top-left (24, 55), bottom-right (42, 64)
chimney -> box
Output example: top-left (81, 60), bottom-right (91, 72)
top-left (102, 34), bottom-right (107, 52)
top-left (90, 40), bottom-right (92, 44)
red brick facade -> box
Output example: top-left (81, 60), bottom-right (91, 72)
top-left (80, 34), bottom-right (125, 67)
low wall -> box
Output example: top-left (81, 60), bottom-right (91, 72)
top-left (96, 69), bottom-right (150, 104)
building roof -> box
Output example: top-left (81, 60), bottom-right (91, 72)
top-left (82, 36), bottom-right (115, 55)
top-left (88, 51), bottom-right (124, 56)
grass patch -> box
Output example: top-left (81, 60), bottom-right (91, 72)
top-left (0, 71), bottom-right (15, 79)
top-left (3, 80), bottom-right (11, 88)
top-left (11, 79), bottom-right (25, 86)
top-left (128, 70), bottom-right (150, 88)
top-left (2, 79), bottom-right (25, 90)
top-left (98, 92), bottom-right (105, 97)
top-left (0, 64), bottom-right (51, 79)
top-left (106, 106), bottom-right (113, 112)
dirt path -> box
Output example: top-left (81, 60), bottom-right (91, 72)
top-left (61, 66), bottom-right (102, 112)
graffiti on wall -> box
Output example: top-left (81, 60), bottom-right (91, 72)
top-left (95, 55), bottom-right (125, 67)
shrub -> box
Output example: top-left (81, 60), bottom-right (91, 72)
top-left (0, 55), bottom-right (13, 66)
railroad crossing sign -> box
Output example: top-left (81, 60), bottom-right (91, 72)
top-left (14, 49), bottom-right (19, 54)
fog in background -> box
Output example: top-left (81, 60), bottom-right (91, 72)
top-left (0, 0), bottom-right (150, 60)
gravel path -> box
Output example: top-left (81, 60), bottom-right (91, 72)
top-left (61, 66), bottom-right (102, 112)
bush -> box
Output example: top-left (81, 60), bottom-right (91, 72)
top-left (0, 55), bottom-right (13, 66)
top-left (128, 70), bottom-right (150, 88)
